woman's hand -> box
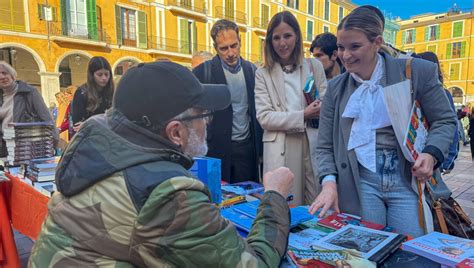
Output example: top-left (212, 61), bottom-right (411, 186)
top-left (72, 122), bottom-right (83, 132)
top-left (309, 181), bottom-right (340, 217)
top-left (304, 100), bottom-right (321, 120)
top-left (412, 153), bottom-right (436, 182)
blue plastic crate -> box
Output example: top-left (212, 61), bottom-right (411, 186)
top-left (190, 157), bottom-right (222, 204)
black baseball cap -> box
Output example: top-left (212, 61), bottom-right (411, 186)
top-left (113, 61), bottom-right (230, 129)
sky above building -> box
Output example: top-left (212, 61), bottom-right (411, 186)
top-left (351, 0), bottom-right (473, 20)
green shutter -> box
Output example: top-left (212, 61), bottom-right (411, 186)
top-left (86, 0), bottom-right (98, 40)
top-left (115, 5), bottom-right (122, 45)
top-left (137, 11), bottom-right (147, 48)
top-left (307, 21), bottom-right (313, 41)
top-left (424, 27), bottom-right (429, 41)
top-left (453, 21), bottom-right (463, 37)
top-left (60, 0), bottom-right (67, 35)
top-left (192, 21), bottom-right (197, 52)
top-left (179, 19), bottom-right (188, 53)
top-left (446, 43), bottom-right (452, 59)
top-left (401, 31), bottom-right (406, 45)
top-left (412, 30), bottom-right (416, 43)
top-left (435, 25), bottom-right (440, 40)
top-left (52, 7), bottom-right (57, 22)
top-left (38, 4), bottom-right (44, 20)
top-left (460, 41), bottom-right (466, 58)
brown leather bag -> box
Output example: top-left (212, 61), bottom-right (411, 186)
top-left (426, 181), bottom-right (474, 239)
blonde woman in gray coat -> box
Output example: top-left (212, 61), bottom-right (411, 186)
top-left (255, 11), bottom-right (327, 205)
top-left (310, 7), bottom-right (456, 237)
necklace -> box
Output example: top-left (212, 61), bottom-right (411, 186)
top-left (281, 64), bottom-right (296, 74)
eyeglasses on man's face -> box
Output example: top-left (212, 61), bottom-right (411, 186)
top-left (177, 111), bottom-right (214, 124)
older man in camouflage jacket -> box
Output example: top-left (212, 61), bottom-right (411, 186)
top-left (29, 62), bottom-right (293, 267)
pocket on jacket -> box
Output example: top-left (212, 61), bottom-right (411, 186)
top-left (262, 131), bottom-right (277, 142)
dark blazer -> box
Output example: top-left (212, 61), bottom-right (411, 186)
top-left (193, 56), bottom-right (263, 181)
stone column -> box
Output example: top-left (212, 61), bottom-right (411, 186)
top-left (38, 72), bottom-right (61, 106)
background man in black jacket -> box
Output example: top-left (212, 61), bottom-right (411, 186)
top-left (193, 19), bottom-right (262, 183)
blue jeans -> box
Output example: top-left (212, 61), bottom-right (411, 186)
top-left (359, 149), bottom-right (425, 237)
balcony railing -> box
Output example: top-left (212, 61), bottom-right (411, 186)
top-left (214, 6), bottom-right (247, 25)
top-left (253, 17), bottom-right (269, 30)
top-left (49, 22), bottom-right (110, 43)
top-left (148, 36), bottom-right (213, 55)
top-left (168, 0), bottom-right (207, 14)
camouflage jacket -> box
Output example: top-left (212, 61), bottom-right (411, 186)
top-left (29, 109), bottom-right (290, 268)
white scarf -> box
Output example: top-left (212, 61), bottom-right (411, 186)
top-left (342, 54), bottom-right (391, 172)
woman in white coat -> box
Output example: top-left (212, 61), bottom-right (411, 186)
top-left (255, 11), bottom-right (327, 205)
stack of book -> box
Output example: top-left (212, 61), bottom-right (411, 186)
top-left (3, 122), bottom-right (55, 166)
top-left (26, 157), bottom-right (59, 183)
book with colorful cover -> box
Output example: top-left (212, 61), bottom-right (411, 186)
top-left (402, 100), bottom-right (429, 163)
top-left (289, 227), bottom-right (332, 250)
top-left (225, 181), bottom-right (264, 195)
top-left (402, 232), bottom-right (474, 267)
top-left (288, 249), bottom-right (376, 268)
top-left (317, 212), bottom-right (385, 231)
top-left (313, 224), bottom-right (406, 264)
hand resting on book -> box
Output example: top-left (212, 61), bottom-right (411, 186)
top-left (412, 153), bottom-right (436, 181)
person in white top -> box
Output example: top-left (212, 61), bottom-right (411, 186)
top-left (254, 11), bottom-right (327, 205)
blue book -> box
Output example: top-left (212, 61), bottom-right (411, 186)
top-left (233, 200), bottom-right (314, 228)
top-left (220, 206), bottom-right (254, 232)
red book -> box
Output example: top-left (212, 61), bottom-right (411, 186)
top-left (457, 258), bottom-right (474, 268)
top-left (317, 212), bottom-right (384, 230)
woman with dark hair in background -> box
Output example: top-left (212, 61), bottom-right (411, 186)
top-left (311, 7), bottom-right (456, 237)
top-left (255, 11), bottom-right (327, 205)
top-left (71, 56), bottom-right (114, 133)
top-left (418, 51), bottom-right (459, 173)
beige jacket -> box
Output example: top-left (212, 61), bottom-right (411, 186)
top-left (255, 58), bottom-right (327, 172)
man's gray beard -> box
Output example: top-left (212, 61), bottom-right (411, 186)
top-left (183, 127), bottom-right (208, 157)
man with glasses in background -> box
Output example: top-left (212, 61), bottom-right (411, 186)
top-left (193, 19), bottom-right (262, 183)
top-left (29, 61), bottom-right (294, 267)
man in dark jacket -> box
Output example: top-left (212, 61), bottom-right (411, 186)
top-left (193, 19), bottom-right (263, 183)
top-left (29, 61), bottom-right (293, 267)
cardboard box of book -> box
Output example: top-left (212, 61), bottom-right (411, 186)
top-left (190, 157), bottom-right (221, 204)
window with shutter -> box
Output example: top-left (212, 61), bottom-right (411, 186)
top-left (452, 21), bottom-right (463, 38)
top-left (0, 0), bottom-right (25, 31)
top-left (308, 0), bottom-right (313, 15)
top-left (115, 5), bottom-right (122, 45)
top-left (65, 0), bottom-right (88, 37)
top-left (121, 7), bottom-right (137, 47)
top-left (452, 42), bottom-right (462, 58)
top-left (261, 4), bottom-right (269, 26)
top-left (446, 43), bottom-right (452, 59)
top-left (324, 0), bottom-right (329, 21)
top-left (86, 0), bottom-right (98, 40)
top-left (307, 20), bottom-right (313, 41)
top-left (449, 63), bottom-right (461, 81)
top-left (179, 18), bottom-right (191, 54)
top-left (137, 11), bottom-right (147, 49)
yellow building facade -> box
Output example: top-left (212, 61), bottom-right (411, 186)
top-left (395, 10), bottom-right (474, 104)
top-left (0, 0), bottom-right (354, 105)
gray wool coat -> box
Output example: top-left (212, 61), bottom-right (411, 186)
top-left (317, 52), bottom-right (456, 216)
